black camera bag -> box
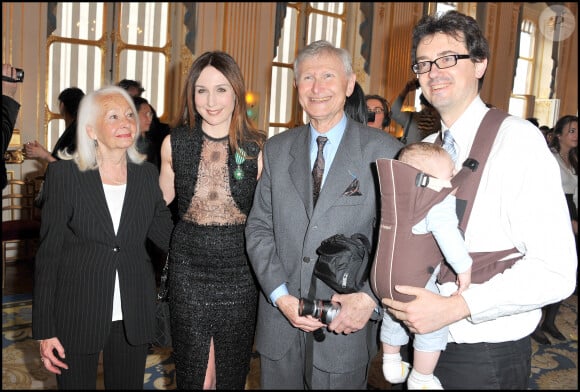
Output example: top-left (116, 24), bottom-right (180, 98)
top-left (314, 233), bottom-right (371, 294)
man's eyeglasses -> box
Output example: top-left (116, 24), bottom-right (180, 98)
top-left (411, 54), bottom-right (471, 74)
top-left (367, 108), bottom-right (384, 114)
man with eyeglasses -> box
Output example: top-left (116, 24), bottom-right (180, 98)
top-left (382, 10), bottom-right (576, 390)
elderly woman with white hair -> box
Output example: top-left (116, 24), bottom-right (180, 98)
top-left (32, 86), bottom-right (174, 390)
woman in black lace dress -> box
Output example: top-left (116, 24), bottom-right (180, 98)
top-left (159, 51), bottom-right (266, 389)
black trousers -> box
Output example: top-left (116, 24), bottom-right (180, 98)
top-left (56, 321), bottom-right (149, 390)
top-left (434, 336), bottom-right (531, 390)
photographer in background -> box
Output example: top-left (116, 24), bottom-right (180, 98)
top-left (365, 94), bottom-right (391, 131)
top-left (2, 63), bottom-right (22, 190)
top-left (390, 78), bottom-right (440, 144)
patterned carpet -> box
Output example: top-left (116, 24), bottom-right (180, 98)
top-left (2, 294), bottom-right (577, 390)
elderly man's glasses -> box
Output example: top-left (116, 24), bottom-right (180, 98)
top-left (412, 54), bottom-right (471, 74)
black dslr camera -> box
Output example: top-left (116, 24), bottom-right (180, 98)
top-left (367, 111), bottom-right (376, 123)
top-left (299, 298), bottom-right (341, 324)
top-left (3, 68), bottom-right (24, 83)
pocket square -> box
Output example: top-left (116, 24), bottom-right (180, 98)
top-left (343, 178), bottom-right (362, 196)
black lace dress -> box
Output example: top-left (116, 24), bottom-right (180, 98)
top-left (168, 126), bottom-right (260, 389)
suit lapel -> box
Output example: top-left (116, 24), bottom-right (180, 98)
top-left (289, 126), bottom-right (314, 218)
top-left (79, 167), bottom-right (117, 238)
top-left (312, 122), bottom-right (363, 220)
top-left (116, 163), bottom-right (138, 240)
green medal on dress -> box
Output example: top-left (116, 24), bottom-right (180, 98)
top-left (234, 148), bottom-right (246, 180)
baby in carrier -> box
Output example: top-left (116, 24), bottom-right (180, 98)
top-left (375, 142), bottom-right (473, 389)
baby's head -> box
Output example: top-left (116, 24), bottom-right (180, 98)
top-left (398, 142), bottom-right (455, 181)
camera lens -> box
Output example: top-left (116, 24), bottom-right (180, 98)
top-left (319, 301), bottom-right (340, 324)
top-left (367, 111), bottom-right (376, 123)
top-left (299, 298), bottom-right (319, 318)
top-left (298, 298), bottom-right (340, 324)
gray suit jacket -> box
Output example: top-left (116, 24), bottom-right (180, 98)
top-left (32, 159), bottom-right (173, 353)
top-left (246, 119), bottom-right (403, 373)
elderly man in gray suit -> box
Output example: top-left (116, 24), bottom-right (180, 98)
top-left (246, 40), bottom-right (403, 389)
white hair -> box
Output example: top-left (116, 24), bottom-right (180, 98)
top-left (60, 85), bottom-right (145, 170)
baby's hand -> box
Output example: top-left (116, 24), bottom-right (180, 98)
top-left (452, 268), bottom-right (472, 296)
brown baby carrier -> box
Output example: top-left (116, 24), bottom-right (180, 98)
top-left (371, 109), bottom-right (523, 303)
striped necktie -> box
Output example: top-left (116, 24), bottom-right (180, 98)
top-left (312, 136), bottom-right (328, 206)
top-left (442, 130), bottom-right (458, 162)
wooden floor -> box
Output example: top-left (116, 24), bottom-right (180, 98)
top-left (3, 259), bottom-right (34, 296)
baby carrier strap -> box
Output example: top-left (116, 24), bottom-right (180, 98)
top-left (437, 108), bottom-right (523, 283)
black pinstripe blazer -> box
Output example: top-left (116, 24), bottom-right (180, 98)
top-left (32, 159), bottom-right (173, 353)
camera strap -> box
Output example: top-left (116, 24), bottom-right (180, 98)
top-left (304, 271), bottom-right (319, 389)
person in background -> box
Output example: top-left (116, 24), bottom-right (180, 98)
top-left (24, 87), bottom-right (85, 163)
top-left (132, 96), bottom-right (169, 171)
top-left (132, 95), bottom-right (173, 284)
top-left (121, 82), bottom-right (171, 170)
top-left (365, 94), bottom-right (391, 131)
top-left (390, 78), bottom-right (440, 144)
top-left (159, 51), bottom-right (266, 389)
top-left (539, 125), bottom-right (553, 145)
top-left (2, 63), bottom-right (21, 190)
top-left (526, 117), bottom-right (540, 128)
top-left (379, 142), bottom-right (472, 390)
top-left (118, 79), bottom-right (145, 97)
top-left (532, 115), bottom-right (578, 345)
top-left (382, 11), bottom-right (577, 389)
top-left (245, 40), bottom-right (403, 389)
top-left (344, 81), bottom-right (368, 125)
top-left (33, 86), bottom-right (174, 389)
top-left (123, 82), bottom-right (175, 221)
top-left (149, 105), bottom-right (171, 164)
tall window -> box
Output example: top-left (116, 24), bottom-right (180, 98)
top-left (46, 2), bottom-right (170, 150)
top-left (508, 19), bottom-right (536, 118)
top-left (268, 3), bottom-right (345, 136)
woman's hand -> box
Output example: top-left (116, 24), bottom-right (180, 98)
top-left (39, 337), bottom-right (68, 375)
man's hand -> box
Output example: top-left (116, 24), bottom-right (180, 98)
top-left (382, 285), bottom-right (470, 335)
top-left (327, 292), bottom-right (376, 334)
top-left (276, 294), bottom-right (325, 332)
